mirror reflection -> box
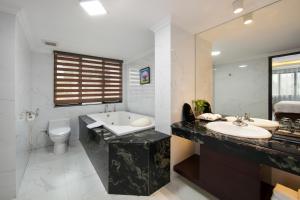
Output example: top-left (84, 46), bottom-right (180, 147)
top-left (196, 0), bottom-right (300, 124)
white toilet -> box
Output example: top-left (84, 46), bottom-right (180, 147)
top-left (48, 119), bottom-right (71, 155)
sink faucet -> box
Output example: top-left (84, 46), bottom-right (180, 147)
top-left (244, 113), bottom-right (254, 122)
top-left (233, 116), bottom-right (248, 127)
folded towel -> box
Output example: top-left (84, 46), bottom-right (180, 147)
top-left (198, 113), bottom-right (222, 121)
top-left (272, 184), bottom-right (298, 200)
top-left (87, 121), bottom-right (104, 129)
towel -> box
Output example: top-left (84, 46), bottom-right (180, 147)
top-left (86, 121), bottom-right (104, 129)
top-left (198, 113), bottom-right (222, 121)
top-left (271, 184), bottom-right (298, 200)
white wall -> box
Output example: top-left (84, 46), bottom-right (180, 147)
top-left (30, 52), bottom-right (127, 149)
top-left (0, 11), bottom-right (17, 200)
top-left (15, 18), bottom-right (32, 192)
top-left (195, 37), bottom-right (213, 103)
top-left (126, 50), bottom-right (155, 116)
top-left (153, 21), bottom-right (172, 135)
top-left (214, 57), bottom-right (269, 118)
top-left (171, 24), bottom-right (196, 164)
top-left (153, 20), bottom-right (196, 179)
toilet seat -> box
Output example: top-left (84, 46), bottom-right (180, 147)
top-left (49, 127), bottom-right (71, 136)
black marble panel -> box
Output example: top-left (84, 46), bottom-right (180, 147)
top-left (171, 120), bottom-right (300, 176)
top-left (79, 115), bottom-right (171, 196)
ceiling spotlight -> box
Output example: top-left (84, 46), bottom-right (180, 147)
top-left (239, 65), bottom-right (248, 68)
top-left (232, 0), bottom-right (244, 14)
top-left (79, 0), bottom-right (107, 16)
top-left (211, 51), bottom-right (221, 56)
top-left (243, 13), bottom-right (253, 25)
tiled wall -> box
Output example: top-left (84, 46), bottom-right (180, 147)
top-left (15, 19), bottom-right (32, 192)
top-left (126, 51), bottom-right (155, 116)
top-left (30, 52), bottom-right (127, 149)
top-left (214, 57), bottom-right (269, 118)
top-left (0, 11), bottom-right (17, 200)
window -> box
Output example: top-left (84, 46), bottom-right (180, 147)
top-left (54, 51), bottom-right (123, 106)
top-left (279, 73), bottom-right (294, 96)
top-left (272, 74), bottom-right (279, 97)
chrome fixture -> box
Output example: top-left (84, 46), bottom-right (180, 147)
top-left (243, 113), bottom-right (254, 122)
top-left (233, 116), bottom-right (248, 127)
top-left (104, 104), bottom-right (109, 112)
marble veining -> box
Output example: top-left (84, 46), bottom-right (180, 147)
top-left (79, 115), bottom-right (170, 196)
top-left (17, 140), bottom-right (218, 200)
top-left (171, 120), bottom-right (300, 176)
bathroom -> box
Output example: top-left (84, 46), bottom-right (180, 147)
top-left (0, 0), bottom-right (300, 200)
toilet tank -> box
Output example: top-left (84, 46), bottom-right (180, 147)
top-left (48, 119), bottom-right (70, 131)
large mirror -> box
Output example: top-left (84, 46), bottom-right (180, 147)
top-left (196, 0), bottom-right (300, 121)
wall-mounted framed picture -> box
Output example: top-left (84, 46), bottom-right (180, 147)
top-left (140, 67), bottom-right (150, 85)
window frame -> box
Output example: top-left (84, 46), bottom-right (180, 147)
top-left (53, 51), bottom-right (123, 107)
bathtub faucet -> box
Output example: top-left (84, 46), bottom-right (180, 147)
top-left (104, 104), bottom-right (109, 113)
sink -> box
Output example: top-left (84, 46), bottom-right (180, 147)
top-left (225, 116), bottom-right (279, 132)
top-left (206, 122), bottom-right (272, 139)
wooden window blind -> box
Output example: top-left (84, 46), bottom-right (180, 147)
top-left (54, 51), bottom-right (123, 106)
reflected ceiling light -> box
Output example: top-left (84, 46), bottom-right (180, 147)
top-left (239, 65), bottom-right (248, 68)
top-left (243, 13), bottom-right (253, 25)
top-left (79, 0), bottom-right (107, 16)
top-left (232, 0), bottom-right (244, 14)
top-left (211, 51), bottom-right (221, 56)
top-left (273, 60), bottom-right (300, 67)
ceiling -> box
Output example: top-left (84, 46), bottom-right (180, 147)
top-left (171, 0), bottom-right (280, 34)
top-left (0, 0), bottom-right (171, 61)
top-left (199, 0), bottom-right (300, 65)
top-left (0, 0), bottom-right (282, 61)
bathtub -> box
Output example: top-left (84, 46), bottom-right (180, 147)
top-left (87, 111), bottom-right (155, 136)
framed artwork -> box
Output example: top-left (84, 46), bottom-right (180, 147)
top-left (140, 67), bottom-right (150, 85)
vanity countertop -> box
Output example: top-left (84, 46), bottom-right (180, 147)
top-left (171, 120), bottom-right (300, 176)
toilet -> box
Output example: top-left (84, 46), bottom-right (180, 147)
top-left (48, 119), bottom-right (71, 155)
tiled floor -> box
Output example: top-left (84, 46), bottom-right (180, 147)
top-left (17, 141), bottom-right (217, 200)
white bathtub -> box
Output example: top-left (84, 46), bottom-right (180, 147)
top-left (87, 111), bottom-right (155, 136)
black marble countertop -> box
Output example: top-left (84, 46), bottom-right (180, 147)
top-left (171, 120), bottom-right (300, 175)
top-left (79, 115), bottom-right (170, 144)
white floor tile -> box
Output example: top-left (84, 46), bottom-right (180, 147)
top-left (18, 141), bottom-right (218, 200)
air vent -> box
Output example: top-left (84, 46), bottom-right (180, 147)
top-left (44, 41), bottom-right (57, 47)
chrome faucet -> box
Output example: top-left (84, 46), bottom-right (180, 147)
top-left (104, 104), bottom-right (109, 113)
top-left (233, 116), bottom-right (247, 127)
top-left (243, 113), bottom-right (254, 122)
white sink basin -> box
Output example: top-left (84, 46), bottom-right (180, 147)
top-left (206, 122), bottom-right (272, 139)
top-left (225, 117), bottom-right (279, 132)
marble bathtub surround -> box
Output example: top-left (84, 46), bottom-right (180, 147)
top-left (18, 140), bottom-right (218, 200)
top-left (171, 120), bottom-right (300, 176)
top-left (79, 116), bottom-right (170, 196)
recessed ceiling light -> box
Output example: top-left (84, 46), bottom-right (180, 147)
top-left (239, 65), bottom-right (248, 68)
top-left (243, 13), bottom-right (253, 25)
top-left (232, 0), bottom-right (244, 14)
top-left (79, 0), bottom-right (107, 16)
top-left (211, 51), bottom-right (221, 56)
